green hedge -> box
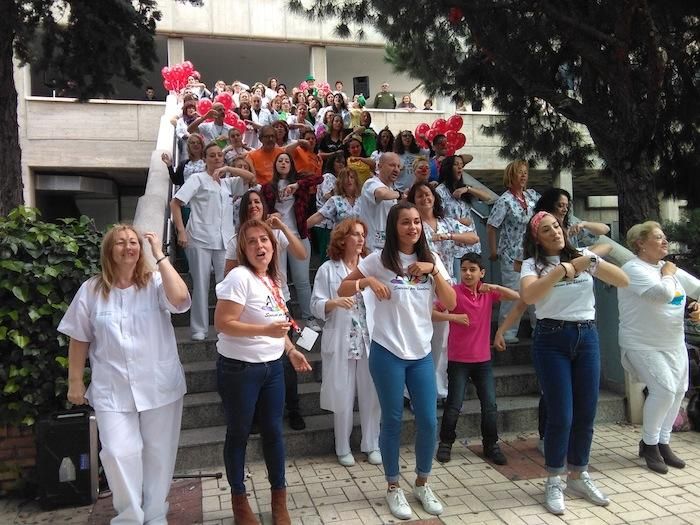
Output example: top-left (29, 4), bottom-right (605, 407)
top-left (0, 208), bottom-right (101, 427)
top-left (665, 208), bottom-right (700, 277)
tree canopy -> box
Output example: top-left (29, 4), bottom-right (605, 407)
top-left (0, 0), bottom-right (201, 216)
top-left (291, 0), bottom-right (700, 232)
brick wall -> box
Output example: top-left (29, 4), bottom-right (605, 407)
top-left (0, 425), bottom-right (36, 494)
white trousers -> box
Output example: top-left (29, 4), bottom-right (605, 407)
top-left (95, 398), bottom-right (183, 525)
top-left (333, 358), bottom-right (381, 456)
top-left (185, 244), bottom-right (225, 336)
top-left (431, 321), bottom-right (449, 399)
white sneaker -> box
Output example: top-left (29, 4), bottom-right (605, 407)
top-left (386, 487), bottom-right (412, 520)
top-left (367, 450), bottom-right (382, 465)
top-left (544, 476), bottom-right (566, 515)
top-left (337, 453), bottom-right (355, 467)
top-left (191, 332), bottom-right (206, 341)
top-left (413, 484), bottom-right (443, 515)
top-left (566, 471), bottom-right (610, 506)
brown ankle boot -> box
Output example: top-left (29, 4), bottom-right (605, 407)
top-left (638, 440), bottom-right (668, 474)
top-left (658, 443), bottom-right (686, 469)
top-left (271, 488), bottom-right (291, 525)
top-left (232, 493), bottom-right (259, 525)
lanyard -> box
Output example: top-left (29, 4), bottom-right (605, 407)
top-left (255, 272), bottom-right (302, 335)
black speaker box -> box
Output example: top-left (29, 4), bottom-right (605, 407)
top-left (36, 407), bottom-right (99, 509)
top-left (353, 76), bottom-right (370, 99)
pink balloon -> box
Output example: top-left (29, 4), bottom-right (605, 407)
top-left (224, 109), bottom-right (237, 126)
top-left (215, 92), bottom-right (234, 111)
top-left (161, 66), bottom-right (170, 78)
top-left (234, 120), bottom-right (247, 134)
top-left (447, 114), bottom-right (464, 132)
top-left (196, 98), bottom-right (213, 117)
top-left (163, 79), bottom-right (173, 91)
top-left (415, 123), bottom-right (430, 136)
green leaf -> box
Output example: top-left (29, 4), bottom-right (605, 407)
top-left (44, 266), bottom-right (60, 278)
top-left (12, 286), bottom-right (29, 302)
top-left (28, 308), bottom-right (42, 322)
top-left (55, 356), bottom-right (69, 367)
top-left (0, 326), bottom-right (7, 339)
top-left (9, 330), bottom-right (30, 349)
top-left (0, 260), bottom-right (25, 272)
top-left (37, 284), bottom-right (52, 296)
top-left (3, 382), bottom-right (19, 394)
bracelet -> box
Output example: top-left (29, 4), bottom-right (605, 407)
top-left (355, 279), bottom-right (361, 293)
top-left (155, 255), bottom-right (168, 265)
top-left (449, 232), bottom-right (453, 241)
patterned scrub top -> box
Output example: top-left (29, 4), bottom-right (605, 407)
top-left (487, 188), bottom-right (541, 264)
top-left (435, 183), bottom-right (483, 257)
top-left (423, 217), bottom-right (476, 283)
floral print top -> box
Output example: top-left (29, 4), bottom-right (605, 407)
top-left (423, 217), bottom-right (476, 283)
top-left (487, 188), bottom-right (541, 264)
top-left (435, 183), bottom-right (482, 257)
top-left (318, 196), bottom-right (361, 228)
top-left (347, 289), bottom-right (370, 359)
top-left (314, 173), bottom-right (337, 229)
top-left (568, 216), bottom-right (600, 248)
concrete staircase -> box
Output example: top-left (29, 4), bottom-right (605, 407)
top-left (172, 324), bottom-right (626, 471)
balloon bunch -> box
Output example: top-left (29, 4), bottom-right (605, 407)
top-left (161, 61), bottom-right (198, 92)
top-left (415, 115), bottom-right (467, 155)
top-left (195, 97), bottom-right (246, 134)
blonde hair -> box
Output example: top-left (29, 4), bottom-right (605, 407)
top-left (334, 168), bottom-right (360, 199)
top-left (626, 220), bottom-right (662, 254)
top-left (412, 155), bottom-right (429, 172)
top-left (93, 224), bottom-right (152, 298)
top-left (503, 159), bottom-right (529, 188)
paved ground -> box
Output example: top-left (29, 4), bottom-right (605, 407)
top-left (3, 423), bottom-right (700, 524)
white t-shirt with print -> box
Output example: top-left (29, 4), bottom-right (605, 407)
top-left (225, 229), bottom-right (291, 301)
top-left (358, 251), bottom-right (449, 360)
top-left (359, 176), bottom-right (396, 251)
top-left (520, 248), bottom-right (598, 321)
top-left (215, 266), bottom-right (288, 362)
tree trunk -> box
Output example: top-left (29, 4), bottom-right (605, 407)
top-left (0, 9), bottom-right (23, 217)
top-left (610, 154), bottom-right (660, 236)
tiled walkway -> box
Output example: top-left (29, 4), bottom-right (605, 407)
top-left (3, 423), bottom-right (700, 524)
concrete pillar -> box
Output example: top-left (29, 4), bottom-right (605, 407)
top-left (14, 58), bottom-right (34, 207)
top-left (167, 37), bottom-right (185, 66)
top-left (309, 46), bottom-right (328, 83)
top-left (553, 169), bottom-right (574, 197)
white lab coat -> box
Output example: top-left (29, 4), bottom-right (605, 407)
top-left (310, 259), bottom-right (371, 412)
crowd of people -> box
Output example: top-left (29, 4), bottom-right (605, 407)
top-left (57, 72), bottom-right (700, 523)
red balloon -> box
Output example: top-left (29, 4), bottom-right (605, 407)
top-left (161, 66), bottom-right (170, 78)
top-left (426, 129), bottom-right (439, 142)
top-left (432, 118), bottom-right (447, 133)
top-left (447, 114), bottom-right (464, 132)
top-left (196, 98), bottom-right (213, 117)
top-left (234, 120), bottom-right (247, 134)
top-left (448, 8), bottom-right (464, 26)
top-left (455, 133), bottom-right (467, 149)
top-left (215, 92), bottom-right (234, 111)
top-left (446, 130), bottom-right (458, 143)
top-left (183, 61), bottom-right (194, 73)
top-left (447, 147), bottom-right (456, 156)
top-left (416, 136), bottom-right (429, 149)
top-left (415, 123), bottom-right (430, 136)
top-left (192, 70), bottom-right (201, 80)
top-left (224, 109), bottom-right (238, 126)
top-left (163, 79), bottom-right (173, 91)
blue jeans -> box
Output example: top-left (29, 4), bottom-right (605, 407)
top-left (368, 342), bottom-right (437, 482)
top-left (532, 319), bottom-right (600, 475)
top-left (440, 360), bottom-right (498, 448)
top-left (284, 237), bottom-right (312, 320)
top-left (216, 355), bottom-right (286, 494)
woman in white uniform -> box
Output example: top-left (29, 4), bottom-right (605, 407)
top-left (170, 142), bottom-right (254, 340)
top-left (619, 221), bottom-right (700, 474)
top-left (310, 218), bottom-right (381, 467)
top-left (59, 226), bottom-right (191, 524)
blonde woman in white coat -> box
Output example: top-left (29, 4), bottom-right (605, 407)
top-left (310, 218), bottom-right (382, 467)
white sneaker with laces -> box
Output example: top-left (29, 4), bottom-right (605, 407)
top-left (566, 471), bottom-right (610, 506)
top-left (367, 450), bottom-right (382, 465)
top-left (386, 487), bottom-right (412, 520)
top-left (544, 476), bottom-right (566, 515)
top-left (337, 453), bottom-right (355, 467)
top-left (191, 332), bottom-right (206, 341)
top-left (413, 484), bottom-right (443, 515)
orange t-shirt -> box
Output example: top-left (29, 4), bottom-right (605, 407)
top-left (292, 148), bottom-right (322, 177)
top-left (247, 146), bottom-right (285, 185)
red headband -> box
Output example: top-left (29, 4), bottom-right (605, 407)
top-left (530, 211), bottom-right (554, 241)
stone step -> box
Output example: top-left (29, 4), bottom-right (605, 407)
top-left (175, 390), bottom-right (626, 471)
top-left (181, 364), bottom-right (540, 428)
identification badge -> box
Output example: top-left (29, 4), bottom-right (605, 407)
top-left (296, 327), bottom-right (319, 351)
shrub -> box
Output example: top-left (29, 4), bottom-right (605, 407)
top-left (665, 208), bottom-right (700, 277)
top-left (0, 207), bottom-right (101, 427)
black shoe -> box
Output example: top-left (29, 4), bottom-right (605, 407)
top-left (658, 443), bottom-right (686, 469)
top-left (436, 442), bottom-right (452, 463)
top-left (639, 440), bottom-right (668, 474)
top-left (288, 411), bottom-right (306, 431)
top-left (484, 443), bottom-right (507, 465)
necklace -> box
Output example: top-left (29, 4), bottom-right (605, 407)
top-left (511, 189), bottom-right (527, 210)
